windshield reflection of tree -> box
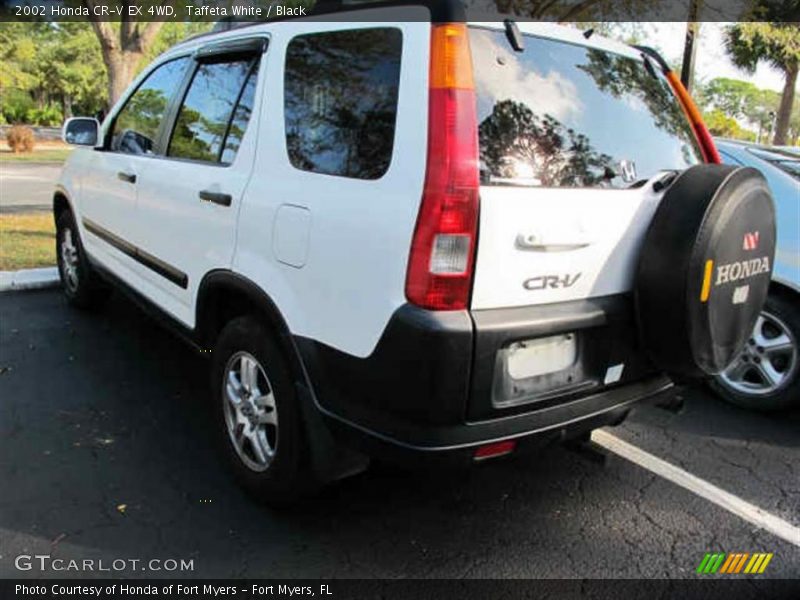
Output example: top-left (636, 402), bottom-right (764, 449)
top-left (479, 99), bottom-right (614, 187)
top-left (114, 88), bottom-right (169, 153)
top-left (578, 49), bottom-right (698, 163)
top-left (169, 64), bottom-right (254, 162)
top-left (285, 30), bottom-right (400, 179)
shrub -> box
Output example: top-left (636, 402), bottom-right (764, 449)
top-left (0, 89), bottom-right (35, 124)
top-left (6, 125), bottom-right (35, 153)
top-left (26, 104), bottom-right (63, 127)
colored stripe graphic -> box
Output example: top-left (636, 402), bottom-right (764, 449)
top-left (745, 554), bottom-right (764, 573)
top-left (699, 553), bottom-right (726, 574)
top-left (758, 553), bottom-right (773, 573)
top-left (720, 553), bottom-right (738, 573)
top-left (697, 553), bottom-right (712, 573)
top-left (734, 553), bottom-right (749, 573)
top-left (700, 259), bottom-right (714, 302)
top-left (719, 553), bottom-right (736, 573)
top-left (703, 552), bottom-right (774, 575)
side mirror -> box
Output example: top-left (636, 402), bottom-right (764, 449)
top-left (62, 117), bottom-right (101, 147)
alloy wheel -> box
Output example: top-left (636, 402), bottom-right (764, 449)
top-left (222, 351), bottom-right (279, 472)
top-left (719, 310), bottom-right (797, 396)
top-left (60, 228), bottom-right (80, 293)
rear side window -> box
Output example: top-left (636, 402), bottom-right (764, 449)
top-left (284, 28), bottom-right (402, 180)
top-left (110, 57), bottom-right (190, 155)
top-left (470, 28), bottom-right (702, 189)
top-left (168, 57), bottom-right (259, 164)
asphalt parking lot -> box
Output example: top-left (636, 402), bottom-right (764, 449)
top-left (0, 289), bottom-right (798, 579)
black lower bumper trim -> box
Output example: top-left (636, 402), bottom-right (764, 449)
top-left (318, 374), bottom-right (672, 453)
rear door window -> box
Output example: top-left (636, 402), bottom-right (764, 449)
top-left (284, 28), bottom-right (402, 180)
top-left (470, 28), bottom-right (702, 188)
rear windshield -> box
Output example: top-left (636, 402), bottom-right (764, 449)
top-left (470, 27), bottom-right (703, 189)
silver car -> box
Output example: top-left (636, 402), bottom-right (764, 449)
top-left (713, 139), bottom-right (800, 410)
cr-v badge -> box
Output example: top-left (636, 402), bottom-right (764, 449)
top-left (523, 273), bottom-right (582, 290)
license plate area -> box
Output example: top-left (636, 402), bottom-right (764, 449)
top-left (492, 333), bottom-right (598, 408)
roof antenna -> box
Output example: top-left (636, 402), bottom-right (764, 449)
top-left (504, 19), bottom-right (525, 52)
top-left (583, 28), bottom-right (594, 39)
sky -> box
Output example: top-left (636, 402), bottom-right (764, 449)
top-left (643, 22), bottom-right (788, 92)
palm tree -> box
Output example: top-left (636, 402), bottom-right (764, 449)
top-left (724, 21), bottom-right (800, 146)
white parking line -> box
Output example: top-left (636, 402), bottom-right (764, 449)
top-left (591, 429), bottom-right (800, 548)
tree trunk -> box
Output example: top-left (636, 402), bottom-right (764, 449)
top-left (83, 6), bottom-right (164, 111)
top-left (773, 61), bottom-right (797, 146)
top-left (63, 95), bottom-right (73, 120)
top-left (106, 51), bottom-right (145, 110)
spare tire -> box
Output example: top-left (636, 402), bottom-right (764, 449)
top-left (635, 164), bottom-right (776, 380)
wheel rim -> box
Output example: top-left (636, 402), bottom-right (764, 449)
top-left (60, 228), bottom-right (80, 293)
top-left (222, 351), bottom-right (278, 472)
top-left (719, 310), bottom-right (797, 396)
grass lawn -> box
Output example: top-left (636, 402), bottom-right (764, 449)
top-left (0, 212), bottom-right (56, 270)
top-left (0, 147), bottom-right (73, 163)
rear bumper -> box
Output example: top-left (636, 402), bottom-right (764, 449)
top-left (319, 374), bottom-right (672, 467)
top-left (295, 297), bottom-right (672, 465)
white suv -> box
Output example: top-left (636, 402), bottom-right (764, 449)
top-left (57, 2), bottom-right (776, 504)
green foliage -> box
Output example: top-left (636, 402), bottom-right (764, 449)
top-left (725, 22), bottom-right (800, 75)
top-left (697, 76), bottom-right (799, 143)
top-left (1, 88), bottom-right (35, 124)
top-left (26, 103), bottom-right (64, 127)
top-left (724, 18), bottom-right (800, 144)
top-left (0, 21), bottom-right (211, 125)
top-left (703, 109), bottom-right (754, 140)
top-left (0, 23), bottom-right (106, 124)
top-left (698, 77), bottom-right (780, 127)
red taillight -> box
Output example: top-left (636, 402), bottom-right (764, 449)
top-left (405, 23), bottom-right (479, 311)
top-left (474, 440), bottom-right (516, 461)
top-left (666, 71), bottom-right (721, 164)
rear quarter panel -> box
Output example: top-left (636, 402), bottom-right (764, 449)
top-left (233, 18), bottom-right (431, 358)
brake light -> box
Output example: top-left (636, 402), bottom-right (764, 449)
top-left (405, 23), bottom-right (480, 311)
top-left (666, 71), bottom-right (721, 164)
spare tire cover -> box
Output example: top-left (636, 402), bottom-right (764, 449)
top-left (635, 165), bottom-right (776, 379)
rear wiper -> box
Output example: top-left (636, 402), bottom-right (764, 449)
top-left (504, 19), bottom-right (524, 52)
top-left (642, 55), bottom-right (659, 81)
top-left (627, 170), bottom-right (680, 191)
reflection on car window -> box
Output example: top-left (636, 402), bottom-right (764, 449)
top-left (470, 28), bottom-right (702, 188)
top-left (221, 64), bottom-right (259, 164)
top-left (284, 28), bottom-right (402, 180)
top-left (111, 57), bottom-right (189, 155)
top-left (169, 58), bottom-right (258, 164)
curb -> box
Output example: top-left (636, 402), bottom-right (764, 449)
top-left (0, 267), bottom-right (60, 292)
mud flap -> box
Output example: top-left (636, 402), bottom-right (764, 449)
top-left (295, 381), bottom-right (370, 484)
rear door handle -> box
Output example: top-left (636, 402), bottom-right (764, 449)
top-left (117, 171), bottom-right (136, 184)
top-left (199, 190), bottom-right (232, 207)
top-left (516, 233), bottom-right (593, 252)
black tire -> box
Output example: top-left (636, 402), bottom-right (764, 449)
top-left (211, 315), bottom-right (316, 506)
top-left (710, 292), bottom-right (800, 411)
top-left (55, 210), bottom-right (108, 309)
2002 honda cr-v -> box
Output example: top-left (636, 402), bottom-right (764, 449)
top-left (57, 0), bottom-right (776, 505)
